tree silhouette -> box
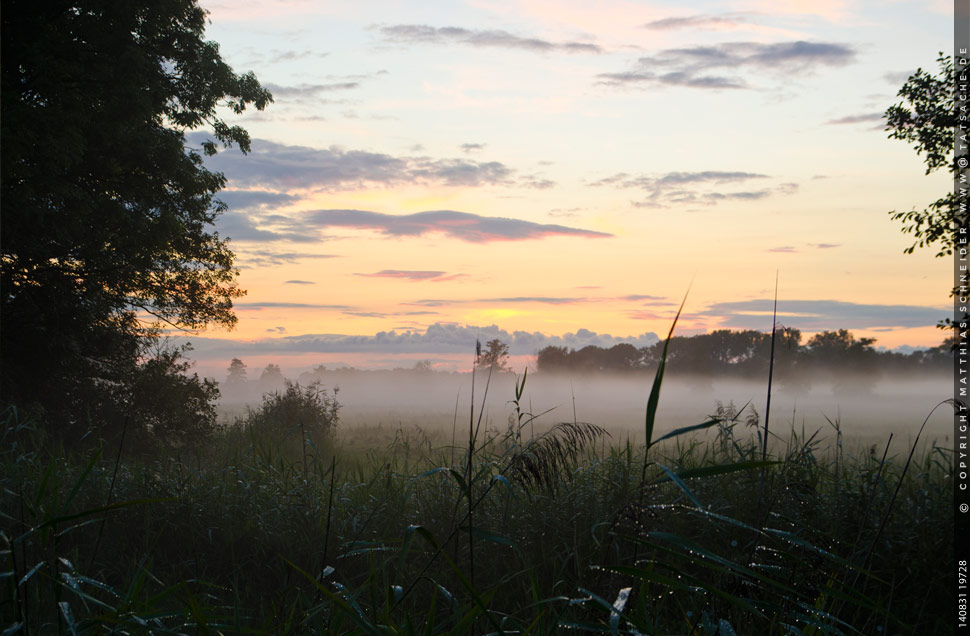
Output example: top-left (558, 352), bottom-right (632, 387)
top-left (226, 358), bottom-right (248, 385)
top-left (0, 0), bottom-right (271, 435)
top-left (886, 53), bottom-right (961, 257)
top-left (885, 53), bottom-right (963, 332)
top-left (477, 339), bottom-right (510, 370)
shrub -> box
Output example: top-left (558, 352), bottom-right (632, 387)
top-left (246, 381), bottom-right (339, 462)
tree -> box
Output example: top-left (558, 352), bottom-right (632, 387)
top-left (536, 345), bottom-right (570, 372)
top-left (885, 53), bottom-right (964, 333)
top-left (477, 339), bottom-right (510, 370)
top-left (260, 363), bottom-right (286, 392)
top-left (0, 0), bottom-right (272, 433)
top-left (885, 53), bottom-right (962, 258)
top-left (226, 358), bottom-right (248, 385)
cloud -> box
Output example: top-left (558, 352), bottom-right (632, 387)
top-left (599, 40), bottom-right (855, 90)
top-left (181, 322), bottom-right (660, 357)
top-left (262, 81), bottom-right (360, 99)
top-left (284, 280), bottom-right (316, 285)
top-left (810, 243), bottom-right (840, 249)
top-left (483, 296), bottom-right (583, 305)
top-left (262, 49), bottom-right (330, 64)
top-left (824, 112), bottom-right (883, 125)
top-left (592, 170), bottom-right (794, 207)
top-left (404, 293), bottom-right (669, 307)
top-left (215, 210), bottom-right (318, 243)
top-left (305, 209), bottom-right (612, 242)
top-left (594, 171), bottom-right (768, 189)
top-left (356, 270), bottom-right (466, 282)
top-left (520, 176), bottom-right (557, 189)
top-left (233, 250), bottom-right (340, 267)
top-left (621, 294), bottom-right (667, 301)
top-left (883, 70), bottom-right (914, 85)
top-left (642, 14), bottom-right (751, 30)
top-left (767, 246), bottom-right (797, 253)
top-left (697, 299), bottom-right (945, 331)
top-left (461, 143), bottom-right (485, 153)
top-left (627, 310), bottom-right (669, 320)
top-left (235, 301), bottom-right (353, 310)
top-left (217, 190), bottom-right (300, 211)
top-left (379, 24), bottom-right (602, 54)
top-left (198, 136), bottom-right (516, 191)
top-left (343, 309), bottom-right (441, 319)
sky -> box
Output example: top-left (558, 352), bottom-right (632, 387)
top-left (179, 0), bottom-right (953, 377)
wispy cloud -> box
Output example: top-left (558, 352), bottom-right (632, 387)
top-left (305, 209), bottom-right (612, 242)
top-left (236, 301), bottom-right (352, 310)
top-left (262, 81), bottom-right (360, 98)
top-left (483, 296), bottom-right (583, 305)
top-left (460, 143), bottom-right (485, 153)
top-left (182, 322), bottom-right (660, 356)
top-left (621, 294), bottom-right (668, 301)
top-left (356, 270), bottom-right (466, 282)
top-left (767, 246), bottom-right (797, 253)
top-left (824, 112), bottom-right (883, 126)
top-left (233, 250), bottom-right (340, 267)
top-left (592, 170), bottom-right (794, 207)
top-left (217, 190), bottom-right (300, 211)
top-left (379, 24), bottom-right (602, 54)
top-left (598, 41), bottom-right (855, 90)
top-left (883, 70), bottom-right (914, 85)
top-left (405, 293), bottom-right (667, 307)
top-left (642, 13), bottom-right (751, 30)
top-left (216, 210), bottom-right (317, 243)
top-left (283, 280), bottom-right (316, 285)
top-left (199, 136), bottom-right (516, 191)
top-left (593, 171), bottom-right (769, 189)
top-left (698, 299), bottom-right (944, 331)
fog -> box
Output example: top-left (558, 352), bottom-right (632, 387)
top-left (221, 369), bottom-right (953, 449)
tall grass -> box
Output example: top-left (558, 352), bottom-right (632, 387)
top-left (1, 352), bottom-right (953, 634)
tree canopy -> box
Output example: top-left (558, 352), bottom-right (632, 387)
top-left (477, 339), bottom-right (510, 370)
top-left (885, 53), bottom-right (963, 258)
top-left (0, 0), bottom-right (271, 437)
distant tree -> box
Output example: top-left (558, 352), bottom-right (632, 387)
top-left (1, 0), bottom-right (271, 438)
top-left (536, 346), bottom-right (569, 372)
top-left (414, 359), bottom-right (434, 372)
top-left (477, 339), bottom-right (510, 370)
top-left (226, 358), bottom-right (248, 384)
top-left (260, 364), bottom-right (286, 389)
top-left (804, 329), bottom-right (878, 395)
top-left (298, 364), bottom-right (328, 385)
top-left (603, 343), bottom-right (643, 371)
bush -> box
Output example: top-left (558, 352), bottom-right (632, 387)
top-left (246, 381), bottom-right (339, 462)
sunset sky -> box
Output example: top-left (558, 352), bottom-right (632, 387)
top-left (181, 0), bottom-right (952, 376)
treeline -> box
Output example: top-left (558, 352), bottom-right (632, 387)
top-left (535, 328), bottom-right (948, 379)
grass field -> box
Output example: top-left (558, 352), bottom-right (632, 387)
top-left (1, 363), bottom-right (954, 634)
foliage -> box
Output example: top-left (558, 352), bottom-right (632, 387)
top-left (1, 392), bottom-right (951, 635)
top-left (226, 357), bottom-right (248, 384)
top-left (885, 52), bottom-right (962, 257)
top-left (476, 338), bottom-right (510, 370)
top-left (122, 342), bottom-right (221, 450)
top-left (0, 0), bottom-right (271, 437)
top-left (245, 381), bottom-right (340, 461)
top-left (535, 327), bottom-right (945, 382)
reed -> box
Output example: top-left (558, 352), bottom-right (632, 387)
top-left (0, 333), bottom-right (953, 634)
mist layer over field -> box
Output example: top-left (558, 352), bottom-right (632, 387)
top-left (221, 370), bottom-right (951, 447)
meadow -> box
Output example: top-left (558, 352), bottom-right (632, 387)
top-left (2, 357), bottom-right (954, 635)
